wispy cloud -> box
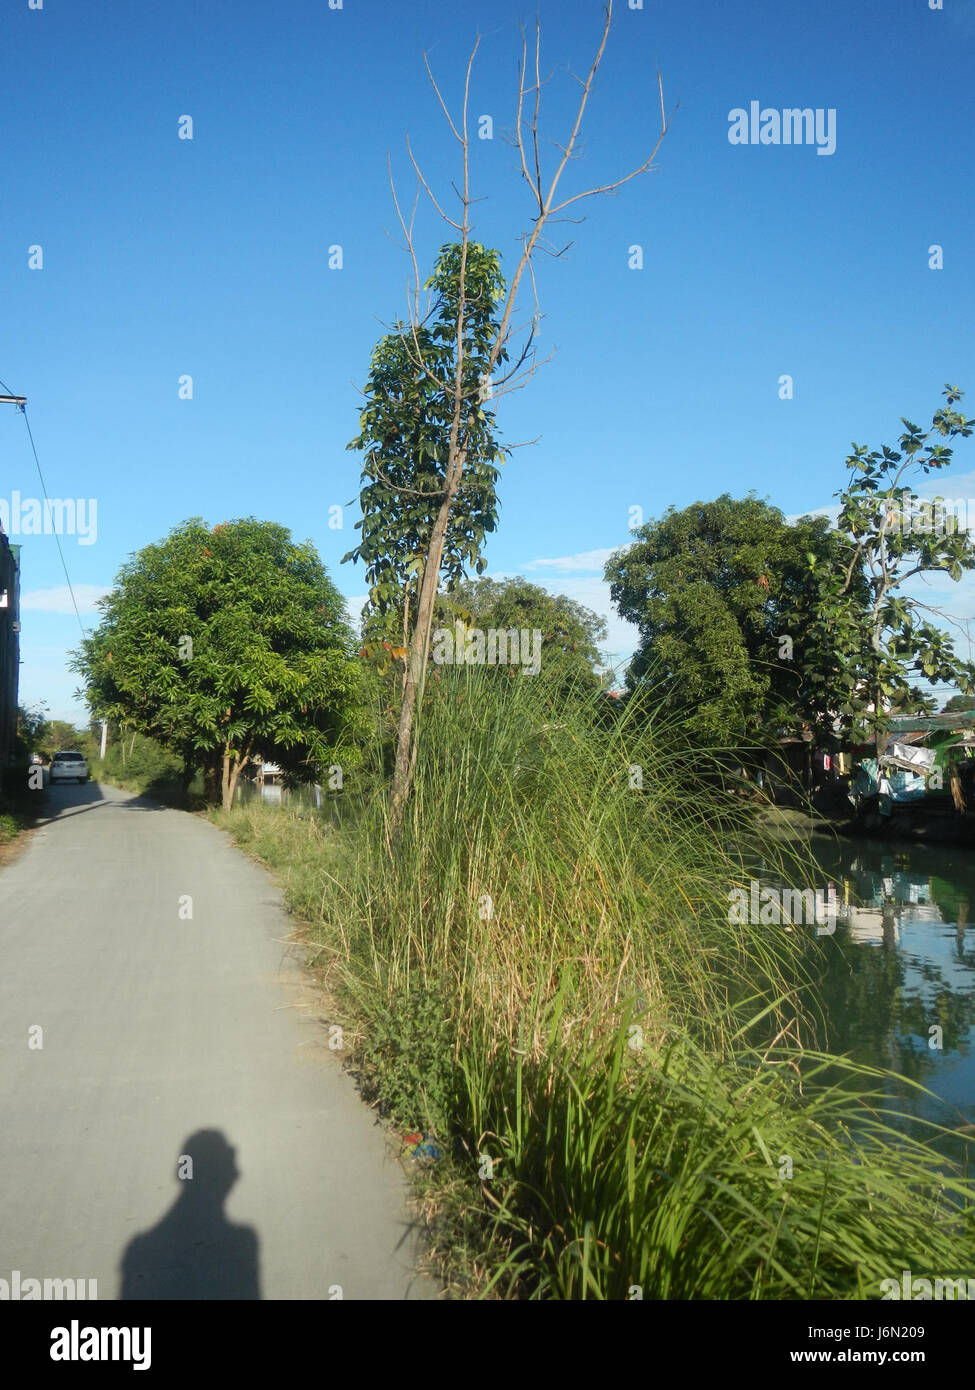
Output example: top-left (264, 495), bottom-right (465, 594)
top-left (20, 584), bottom-right (111, 615)
top-left (785, 504), bottom-right (841, 526)
top-left (344, 594), bottom-right (368, 630)
top-left (788, 471), bottom-right (975, 531)
top-left (523, 547), bottom-right (621, 574)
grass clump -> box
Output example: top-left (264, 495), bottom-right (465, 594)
top-left (215, 666), bottom-right (973, 1298)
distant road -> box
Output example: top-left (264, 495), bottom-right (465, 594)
top-left (0, 781), bottom-right (437, 1300)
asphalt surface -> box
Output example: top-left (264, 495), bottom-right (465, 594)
top-left (0, 781), bottom-right (438, 1300)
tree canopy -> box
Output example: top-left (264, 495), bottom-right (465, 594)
top-left (72, 518), bottom-right (364, 807)
top-left (343, 242), bottom-right (510, 645)
top-left (438, 576), bottom-right (608, 693)
top-left (801, 385), bottom-right (975, 742)
top-left (605, 494), bottom-right (854, 746)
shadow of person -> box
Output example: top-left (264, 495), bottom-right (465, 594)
top-left (120, 1130), bottom-right (261, 1299)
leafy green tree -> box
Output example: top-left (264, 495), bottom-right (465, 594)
top-left (942, 692), bottom-right (975, 714)
top-left (438, 576), bottom-right (608, 694)
top-left (39, 719), bottom-right (84, 757)
top-left (605, 495), bottom-right (853, 746)
top-left (803, 386), bottom-right (975, 745)
top-left (14, 703), bottom-right (49, 757)
top-left (344, 242), bottom-right (509, 651)
top-left (72, 518), bottom-right (364, 808)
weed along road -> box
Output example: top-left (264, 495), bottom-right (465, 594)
top-left (0, 781), bottom-right (437, 1300)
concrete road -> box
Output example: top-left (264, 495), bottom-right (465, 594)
top-left (0, 781), bottom-right (439, 1300)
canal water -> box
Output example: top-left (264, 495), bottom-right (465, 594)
top-left (235, 780), bottom-right (324, 811)
top-left (758, 830), bottom-right (975, 1139)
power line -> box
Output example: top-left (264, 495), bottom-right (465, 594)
top-left (0, 377), bottom-right (88, 642)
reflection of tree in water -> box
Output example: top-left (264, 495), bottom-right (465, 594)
top-left (812, 907), bottom-right (906, 1080)
top-left (809, 878), bottom-right (975, 1100)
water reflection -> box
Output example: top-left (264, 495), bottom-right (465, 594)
top-left (760, 837), bottom-right (975, 1136)
top-left (235, 779), bottom-right (323, 811)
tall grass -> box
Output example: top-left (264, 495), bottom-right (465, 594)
top-left (217, 666), bottom-right (973, 1297)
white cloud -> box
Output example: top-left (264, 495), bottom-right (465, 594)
top-left (788, 472), bottom-right (975, 532)
top-left (543, 576), bottom-right (638, 667)
top-left (523, 547), bottom-right (621, 574)
top-left (20, 584), bottom-right (111, 615)
top-left (343, 594), bottom-right (368, 631)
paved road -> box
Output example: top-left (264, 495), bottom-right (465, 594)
top-left (0, 781), bottom-right (438, 1300)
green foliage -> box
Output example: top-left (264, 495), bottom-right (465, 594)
top-left (465, 1028), bottom-right (972, 1300)
top-left (13, 703), bottom-right (49, 758)
top-left (6, 704), bottom-right (96, 775)
top-left (804, 385), bottom-right (975, 742)
top-left (72, 517), bottom-right (365, 801)
top-left (351, 985), bottom-right (458, 1135)
top-left (942, 692), bottom-right (975, 714)
top-left (343, 242), bottom-right (511, 632)
top-left (216, 670), bottom-right (972, 1298)
top-left (438, 576), bottom-right (608, 694)
top-left (94, 730), bottom-right (185, 796)
top-left (605, 494), bottom-right (852, 745)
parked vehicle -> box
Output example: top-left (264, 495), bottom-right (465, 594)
top-left (49, 751), bottom-right (89, 784)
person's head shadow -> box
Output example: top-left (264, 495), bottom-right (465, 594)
top-left (120, 1130), bottom-right (261, 1299)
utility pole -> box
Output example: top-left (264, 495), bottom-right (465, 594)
top-left (0, 393), bottom-right (26, 780)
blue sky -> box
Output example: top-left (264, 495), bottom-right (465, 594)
top-left (2, 0), bottom-right (974, 721)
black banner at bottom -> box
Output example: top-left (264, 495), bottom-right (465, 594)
top-left (1, 1296), bottom-right (968, 1375)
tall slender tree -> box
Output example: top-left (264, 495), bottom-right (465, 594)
top-left (347, 2), bottom-right (674, 830)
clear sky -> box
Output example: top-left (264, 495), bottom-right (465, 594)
top-left (3, 0), bottom-right (974, 721)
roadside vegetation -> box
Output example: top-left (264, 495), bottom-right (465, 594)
top-left (87, 730), bottom-right (199, 803)
top-left (215, 668), bottom-right (974, 1298)
top-left (0, 805), bottom-right (25, 848)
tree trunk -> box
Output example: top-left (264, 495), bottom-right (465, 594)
top-left (950, 755), bottom-right (966, 814)
top-left (221, 749), bottom-right (237, 811)
top-left (220, 741), bottom-right (251, 811)
top-left (203, 755), bottom-right (221, 807)
top-left (389, 474), bottom-right (462, 832)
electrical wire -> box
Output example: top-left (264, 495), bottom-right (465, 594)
top-left (0, 376), bottom-right (88, 641)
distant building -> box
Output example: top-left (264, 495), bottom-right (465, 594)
top-left (0, 530), bottom-right (21, 772)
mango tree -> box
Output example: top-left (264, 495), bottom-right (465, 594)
top-left (72, 518), bottom-right (364, 808)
